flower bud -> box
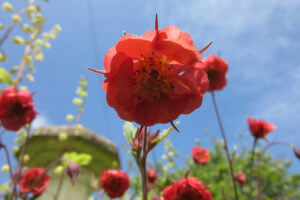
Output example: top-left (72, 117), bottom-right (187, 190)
top-left (54, 166), bottom-right (64, 174)
top-left (12, 14), bottom-right (21, 23)
top-left (26, 5), bottom-right (36, 13)
top-left (11, 146), bottom-right (19, 153)
top-left (12, 36), bottom-right (25, 44)
top-left (2, 165), bottom-right (10, 173)
top-left (66, 163), bottom-right (81, 185)
top-left (147, 168), bottom-right (157, 184)
top-left (54, 24), bottom-right (62, 32)
top-left (234, 171), bottom-right (246, 186)
top-left (22, 24), bottom-right (32, 33)
top-left (26, 74), bottom-right (35, 82)
top-left (0, 23), bottom-right (4, 30)
top-left (73, 98), bottom-right (83, 106)
top-left (58, 132), bottom-right (68, 142)
top-left (66, 114), bottom-right (74, 122)
top-left (294, 148), bottom-right (300, 160)
top-left (35, 53), bottom-right (44, 61)
top-left (0, 52), bottom-right (7, 61)
top-left (2, 2), bottom-right (14, 12)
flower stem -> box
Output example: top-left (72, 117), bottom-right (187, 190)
top-left (256, 141), bottom-right (290, 200)
top-left (211, 92), bottom-right (239, 200)
top-left (141, 126), bottom-right (148, 200)
top-left (249, 137), bottom-right (257, 200)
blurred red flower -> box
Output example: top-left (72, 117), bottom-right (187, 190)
top-left (294, 148), bottom-right (300, 160)
top-left (202, 54), bottom-right (228, 92)
top-left (247, 117), bottom-right (277, 138)
top-left (147, 168), bottom-right (157, 184)
top-left (192, 146), bottom-right (211, 164)
top-left (234, 171), bottom-right (246, 186)
top-left (19, 168), bottom-right (50, 195)
top-left (0, 87), bottom-right (36, 131)
top-left (162, 176), bottom-right (213, 200)
top-left (100, 169), bottom-right (130, 198)
top-left (90, 16), bottom-right (209, 126)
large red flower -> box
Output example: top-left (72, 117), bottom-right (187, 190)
top-left (90, 16), bottom-right (209, 126)
top-left (247, 117), bottom-right (277, 138)
top-left (202, 54), bottom-right (228, 92)
top-left (19, 168), bottom-right (50, 195)
top-left (162, 176), bottom-right (213, 200)
top-left (192, 146), bottom-right (211, 165)
top-left (100, 169), bottom-right (130, 198)
top-left (0, 87), bottom-right (36, 131)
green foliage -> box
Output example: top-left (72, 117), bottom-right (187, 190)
top-left (130, 134), bottom-right (300, 200)
top-left (0, 67), bottom-right (13, 84)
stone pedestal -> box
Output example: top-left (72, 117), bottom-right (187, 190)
top-left (18, 126), bottom-right (119, 200)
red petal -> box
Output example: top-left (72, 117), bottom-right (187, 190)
top-left (116, 35), bottom-right (154, 59)
top-left (157, 39), bottom-right (200, 65)
top-left (159, 26), bottom-right (195, 48)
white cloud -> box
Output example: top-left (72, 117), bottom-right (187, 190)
top-left (31, 114), bottom-right (51, 130)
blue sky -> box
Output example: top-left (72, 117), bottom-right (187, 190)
top-left (1, 0), bottom-right (300, 184)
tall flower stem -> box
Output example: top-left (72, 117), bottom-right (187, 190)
top-left (211, 92), bottom-right (239, 200)
top-left (140, 126), bottom-right (148, 200)
top-left (256, 141), bottom-right (290, 200)
top-left (249, 138), bottom-right (257, 200)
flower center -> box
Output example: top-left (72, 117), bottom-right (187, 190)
top-left (133, 56), bottom-right (174, 102)
top-left (205, 66), bottom-right (218, 81)
top-left (9, 102), bottom-right (26, 117)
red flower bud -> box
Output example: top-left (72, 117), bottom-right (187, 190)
top-left (202, 54), bottom-right (228, 92)
top-left (247, 117), bottom-right (276, 138)
top-left (147, 168), bottom-right (157, 184)
top-left (234, 171), bottom-right (246, 186)
top-left (162, 176), bottom-right (213, 200)
top-left (100, 169), bottom-right (130, 198)
top-left (294, 148), bottom-right (300, 160)
top-left (192, 146), bottom-right (211, 165)
top-left (19, 168), bottom-right (50, 195)
top-left (0, 87), bottom-right (36, 131)
top-left (66, 163), bottom-right (81, 185)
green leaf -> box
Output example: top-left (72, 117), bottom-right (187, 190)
top-left (151, 121), bottom-right (180, 146)
top-left (0, 182), bottom-right (9, 194)
top-left (123, 121), bottom-right (137, 143)
top-left (63, 152), bottom-right (92, 166)
top-left (0, 67), bottom-right (13, 84)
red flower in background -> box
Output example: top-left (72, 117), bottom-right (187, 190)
top-left (202, 54), bottom-right (228, 92)
top-left (192, 146), bottom-right (211, 164)
top-left (234, 171), bottom-right (246, 186)
top-left (100, 169), bottom-right (130, 198)
top-left (247, 118), bottom-right (277, 138)
top-left (162, 175), bottom-right (213, 200)
top-left (19, 168), bottom-right (50, 195)
top-left (147, 168), bottom-right (157, 184)
top-left (90, 15), bottom-right (209, 126)
top-left (293, 148), bottom-right (300, 160)
top-left (0, 87), bottom-right (36, 131)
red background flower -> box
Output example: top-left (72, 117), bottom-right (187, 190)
top-left (100, 169), bottom-right (130, 198)
top-left (247, 117), bottom-right (277, 138)
top-left (162, 176), bottom-right (213, 200)
top-left (19, 168), bottom-right (50, 195)
top-left (91, 18), bottom-right (209, 126)
top-left (0, 87), bottom-right (36, 131)
top-left (192, 146), bottom-right (211, 164)
top-left (202, 54), bottom-right (228, 92)
top-left (147, 168), bottom-right (157, 184)
top-left (234, 171), bottom-right (246, 186)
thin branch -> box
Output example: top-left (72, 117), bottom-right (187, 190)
top-left (249, 138), bottom-right (257, 200)
top-left (211, 92), bottom-right (239, 200)
top-left (257, 141), bottom-right (291, 200)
